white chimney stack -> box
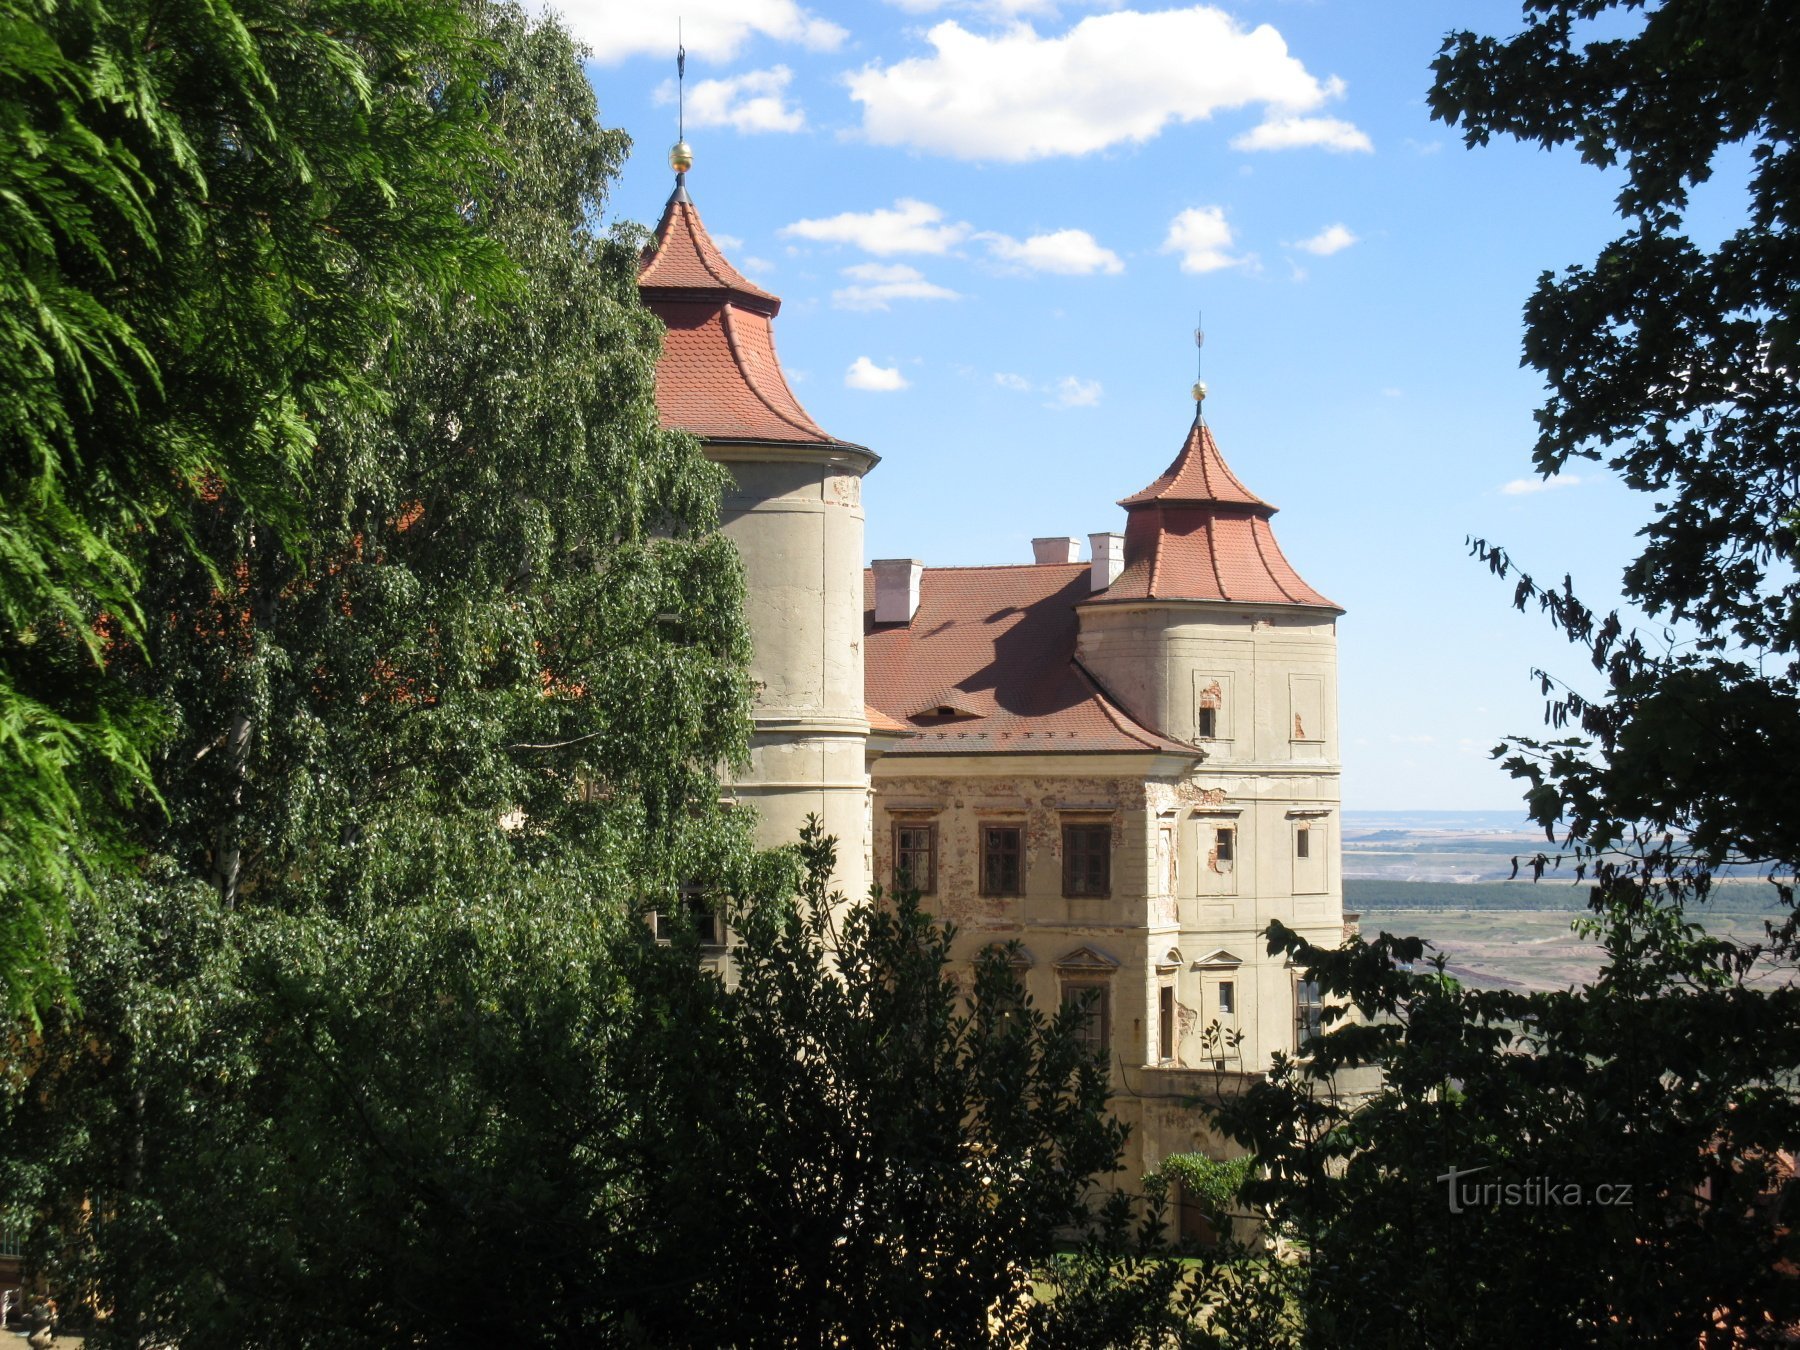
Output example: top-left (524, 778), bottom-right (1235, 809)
top-left (1088, 532), bottom-right (1123, 592)
top-left (872, 558), bottom-right (923, 624)
top-left (1031, 536), bottom-right (1081, 564)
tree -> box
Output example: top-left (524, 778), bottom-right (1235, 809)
top-left (1197, 6), bottom-right (1800, 1343)
top-left (0, 0), bottom-right (506, 1017)
top-left (1430, 0), bottom-right (1800, 909)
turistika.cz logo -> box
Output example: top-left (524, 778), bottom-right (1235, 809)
top-left (1436, 1164), bottom-right (1634, 1213)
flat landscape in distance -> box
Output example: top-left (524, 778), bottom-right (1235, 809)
top-left (1343, 811), bottom-right (1793, 993)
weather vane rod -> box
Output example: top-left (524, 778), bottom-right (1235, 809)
top-left (677, 21), bottom-right (686, 142)
top-left (1193, 311), bottom-right (1208, 415)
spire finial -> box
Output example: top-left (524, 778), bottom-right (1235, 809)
top-left (1191, 312), bottom-right (1208, 413)
top-left (670, 23), bottom-right (693, 182)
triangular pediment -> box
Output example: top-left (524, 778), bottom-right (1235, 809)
top-left (1193, 947), bottom-right (1245, 969)
top-left (1054, 945), bottom-right (1120, 973)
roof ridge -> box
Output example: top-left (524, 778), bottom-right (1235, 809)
top-left (719, 306), bottom-right (823, 441)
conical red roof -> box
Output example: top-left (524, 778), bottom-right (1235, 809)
top-left (638, 179), bottom-right (860, 450)
top-left (1101, 411), bottom-right (1339, 610)
top-left (1119, 419), bottom-right (1270, 511)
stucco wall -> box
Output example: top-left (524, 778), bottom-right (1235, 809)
top-left (713, 444), bottom-right (874, 901)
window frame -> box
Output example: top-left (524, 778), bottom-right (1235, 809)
top-left (1061, 821), bottom-right (1112, 898)
top-left (1197, 705), bottom-right (1218, 739)
top-left (1158, 983), bottom-right (1176, 1064)
top-left (1215, 825), bottom-right (1236, 865)
top-left (1060, 980), bottom-right (1111, 1059)
top-left (979, 823), bottom-right (1024, 897)
top-left (1295, 976), bottom-right (1323, 1051)
top-left (1296, 824), bottom-right (1311, 860)
top-left (892, 819), bottom-right (939, 894)
top-left (1217, 979), bottom-right (1236, 1018)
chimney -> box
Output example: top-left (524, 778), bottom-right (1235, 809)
top-left (1088, 531), bottom-right (1123, 592)
top-left (1031, 536), bottom-right (1081, 564)
top-left (872, 558), bottom-right (923, 624)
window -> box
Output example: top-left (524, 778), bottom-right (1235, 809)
top-left (1197, 706), bottom-right (1218, 739)
top-left (1158, 985), bottom-right (1175, 1062)
top-left (1061, 983), bottom-right (1110, 1058)
top-left (1296, 825), bottom-right (1311, 859)
top-left (1296, 978), bottom-right (1323, 1050)
top-left (652, 888), bottom-right (723, 948)
top-left (981, 825), bottom-right (1023, 896)
top-left (893, 822), bottom-right (937, 893)
top-left (1218, 980), bottom-right (1235, 1017)
top-left (1215, 826), bottom-right (1235, 865)
top-left (1062, 822), bottom-right (1111, 897)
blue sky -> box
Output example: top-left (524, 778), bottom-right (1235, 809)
top-left (539, 0), bottom-right (1714, 811)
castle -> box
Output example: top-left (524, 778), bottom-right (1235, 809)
top-left (639, 148), bottom-right (1346, 1187)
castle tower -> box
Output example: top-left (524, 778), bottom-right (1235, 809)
top-left (638, 149), bottom-right (877, 900)
top-left (1076, 388), bottom-right (1340, 754)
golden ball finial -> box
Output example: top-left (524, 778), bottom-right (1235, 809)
top-left (1192, 379), bottom-right (1208, 404)
top-left (669, 140), bottom-right (694, 174)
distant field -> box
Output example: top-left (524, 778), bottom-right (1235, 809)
top-left (1346, 878), bottom-right (1792, 915)
top-left (1337, 814), bottom-right (1793, 990)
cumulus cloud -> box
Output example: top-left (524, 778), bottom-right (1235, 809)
top-left (979, 228), bottom-right (1124, 275)
top-left (1048, 375), bottom-right (1102, 408)
top-left (846, 8), bottom-right (1361, 161)
top-left (541, 0), bottom-right (845, 63)
top-left (993, 372), bottom-right (1033, 391)
top-left (1502, 475), bottom-right (1583, 496)
top-left (1162, 206), bottom-right (1249, 274)
top-left (657, 66), bottom-right (805, 133)
top-left (782, 198), bottom-right (970, 255)
top-left (846, 356), bottom-right (910, 391)
top-left (1231, 116), bottom-right (1371, 154)
top-left (832, 262), bottom-right (961, 311)
top-left (1293, 223), bottom-right (1358, 256)
top-left (887, 0), bottom-right (1056, 14)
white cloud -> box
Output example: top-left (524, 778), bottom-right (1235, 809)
top-left (1231, 115), bottom-right (1371, 154)
top-left (846, 9), bottom-right (1361, 161)
top-left (979, 227), bottom-right (1124, 275)
top-left (742, 256), bottom-right (776, 274)
top-left (1161, 206), bottom-right (1249, 274)
top-left (1048, 375), bottom-right (1102, 408)
top-left (846, 356), bottom-right (910, 391)
top-left (712, 232), bottom-right (745, 251)
top-left (832, 262), bottom-right (961, 311)
top-left (993, 371), bottom-right (1033, 391)
top-left (1501, 475), bottom-right (1583, 495)
top-left (782, 198), bottom-right (969, 255)
top-left (542, 0), bottom-right (845, 63)
top-left (888, 0), bottom-right (1056, 15)
top-left (657, 66), bottom-right (805, 133)
top-left (1293, 223), bottom-right (1358, 256)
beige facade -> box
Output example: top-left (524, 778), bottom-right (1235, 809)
top-left (711, 445), bottom-right (878, 904)
top-left (870, 597), bottom-right (1346, 1186)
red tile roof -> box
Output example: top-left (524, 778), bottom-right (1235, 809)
top-left (1101, 414), bottom-right (1340, 611)
top-left (1119, 419), bottom-right (1269, 509)
top-left (864, 564), bottom-right (1198, 758)
top-left (865, 704), bottom-right (914, 737)
top-left (638, 183), bottom-right (860, 451)
top-left (640, 189), bottom-right (779, 312)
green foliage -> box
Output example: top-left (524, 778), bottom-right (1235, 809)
top-left (0, 0), bottom-right (508, 1017)
top-left (1429, 1), bottom-right (1800, 917)
top-left (1215, 909), bottom-right (1800, 1347)
top-left (1156, 1153), bottom-right (1255, 1228)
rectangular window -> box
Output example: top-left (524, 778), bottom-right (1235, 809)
top-left (1296, 825), bottom-right (1311, 860)
top-left (1218, 980), bottom-right (1235, 1017)
top-left (1062, 822), bottom-right (1112, 897)
top-left (1296, 978), bottom-right (1323, 1051)
top-left (1158, 985), bottom-right (1175, 1062)
top-left (894, 822), bottom-right (937, 894)
top-left (652, 889), bottom-right (723, 948)
top-left (1215, 826), bottom-right (1235, 864)
top-left (1061, 983), bottom-right (1110, 1058)
top-left (1197, 706), bottom-right (1218, 739)
top-left (981, 825), bottom-right (1023, 896)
